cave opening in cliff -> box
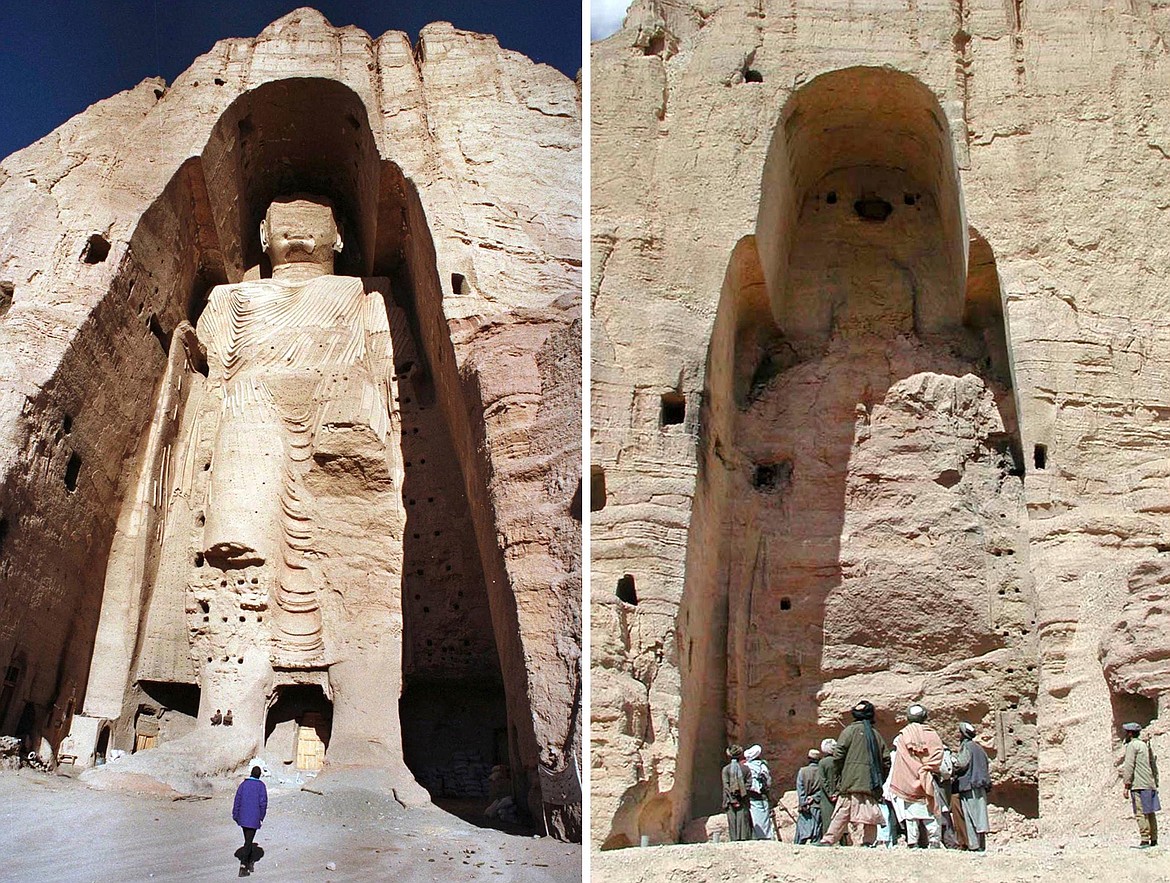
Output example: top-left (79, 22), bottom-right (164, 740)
top-left (94, 724), bottom-right (111, 764)
top-left (673, 66), bottom-right (1037, 829)
top-left (63, 453), bottom-right (82, 493)
top-left (661, 392), bottom-right (686, 426)
top-left (265, 684), bottom-right (332, 770)
top-left (616, 574), bottom-right (638, 605)
top-left (81, 233), bottom-right (110, 264)
top-left (591, 466), bottom-right (608, 511)
top-left (1109, 689), bottom-right (1157, 743)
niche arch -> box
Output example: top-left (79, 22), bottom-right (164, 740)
top-left (669, 67), bottom-right (1037, 838)
top-left (200, 77), bottom-right (382, 282)
top-left (756, 67), bottom-right (969, 350)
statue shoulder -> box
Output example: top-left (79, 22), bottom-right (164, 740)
top-left (203, 281), bottom-right (251, 306)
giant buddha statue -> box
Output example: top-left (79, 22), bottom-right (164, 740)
top-left (74, 195), bottom-right (426, 801)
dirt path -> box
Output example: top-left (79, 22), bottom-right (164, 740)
top-left (0, 771), bottom-right (579, 882)
top-left (592, 839), bottom-right (1170, 883)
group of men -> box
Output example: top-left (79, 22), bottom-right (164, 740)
top-left (722, 701), bottom-right (991, 850)
top-left (723, 702), bottom-right (1165, 851)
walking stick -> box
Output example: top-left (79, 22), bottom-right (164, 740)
top-left (771, 797), bottom-right (797, 840)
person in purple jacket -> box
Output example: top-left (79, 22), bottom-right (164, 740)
top-left (232, 766), bottom-right (267, 877)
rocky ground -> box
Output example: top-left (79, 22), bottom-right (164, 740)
top-left (0, 770), bottom-right (579, 882)
top-left (592, 839), bottom-right (1170, 882)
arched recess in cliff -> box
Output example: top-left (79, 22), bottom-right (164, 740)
top-left (670, 67), bottom-right (1036, 836)
top-left (64, 78), bottom-right (539, 826)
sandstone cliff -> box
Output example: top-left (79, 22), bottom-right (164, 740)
top-left (592, 0), bottom-right (1169, 848)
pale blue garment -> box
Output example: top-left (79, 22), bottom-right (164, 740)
top-left (746, 758), bottom-right (777, 840)
top-left (877, 800), bottom-right (896, 846)
top-left (749, 797), bottom-right (776, 840)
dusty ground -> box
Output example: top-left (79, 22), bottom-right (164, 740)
top-left (0, 770), bottom-right (579, 882)
top-left (592, 839), bottom-right (1170, 882)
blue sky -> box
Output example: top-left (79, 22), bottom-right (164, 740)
top-left (0, 1), bottom-right (583, 160)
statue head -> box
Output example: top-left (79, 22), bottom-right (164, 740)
top-left (259, 194), bottom-right (344, 280)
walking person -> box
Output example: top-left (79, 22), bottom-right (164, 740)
top-left (1121, 721), bottom-right (1160, 848)
top-left (817, 700), bottom-right (890, 847)
top-left (795, 749), bottom-right (823, 844)
top-left (888, 704), bottom-right (944, 848)
top-left (744, 744), bottom-right (777, 839)
top-left (722, 744), bottom-right (752, 841)
top-left (232, 765), bottom-right (268, 876)
top-left (954, 721), bottom-right (992, 851)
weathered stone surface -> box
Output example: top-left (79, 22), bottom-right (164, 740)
top-left (591, 0), bottom-right (1169, 850)
top-left (0, 8), bottom-right (580, 839)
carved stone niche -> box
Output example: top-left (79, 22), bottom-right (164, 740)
top-left (65, 79), bottom-right (523, 815)
top-left (648, 67), bottom-right (1037, 845)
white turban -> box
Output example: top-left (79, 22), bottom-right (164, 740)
top-left (744, 744), bottom-right (762, 761)
top-left (820, 738), bottom-right (836, 754)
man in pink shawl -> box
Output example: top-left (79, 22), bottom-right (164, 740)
top-left (888, 704), bottom-right (945, 848)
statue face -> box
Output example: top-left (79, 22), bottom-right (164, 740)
top-left (260, 197), bottom-right (343, 269)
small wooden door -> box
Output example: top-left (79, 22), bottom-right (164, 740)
top-left (134, 733), bottom-right (157, 753)
top-left (295, 713), bottom-right (326, 771)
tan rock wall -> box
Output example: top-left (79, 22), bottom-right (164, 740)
top-left (592, 0), bottom-right (1170, 847)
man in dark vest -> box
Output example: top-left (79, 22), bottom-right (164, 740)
top-left (954, 721), bottom-right (991, 851)
top-left (818, 700), bottom-right (890, 846)
top-left (721, 743), bottom-right (752, 841)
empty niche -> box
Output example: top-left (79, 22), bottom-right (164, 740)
top-left (660, 392), bottom-right (686, 427)
top-left (81, 234), bottom-right (111, 264)
top-left (672, 67), bottom-right (1034, 826)
top-left (0, 282), bottom-right (13, 318)
top-left (616, 574), bottom-right (638, 605)
top-left (591, 466), bottom-right (607, 511)
top-left (451, 273), bottom-right (468, 295)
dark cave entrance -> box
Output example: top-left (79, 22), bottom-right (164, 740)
top-left (265, 684), bottom-right (332, 772)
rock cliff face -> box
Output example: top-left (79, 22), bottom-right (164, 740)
top-left (0, 8), bottom-right (580, 839)
top-left (592, 0), bottom-right (1170, 848)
